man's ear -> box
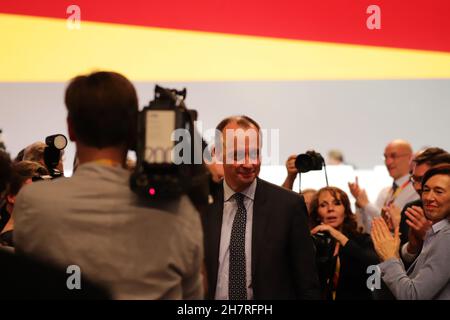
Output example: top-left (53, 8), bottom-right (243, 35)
top-left (67, 116), bottom-right (76, 142)
top-left (6, 194), bottom-right (16, 205)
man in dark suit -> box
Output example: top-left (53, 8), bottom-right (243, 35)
top-left (202, 115), bottom-right (320, 300)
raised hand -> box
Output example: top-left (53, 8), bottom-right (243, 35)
top-left (405, 205), bottom-right (432, 254)
top-left (286, 154), bottom-right (298, 177)
top-left (348, 176), bottom-right (361, 198)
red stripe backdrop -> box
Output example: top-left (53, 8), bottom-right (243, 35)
top-left (1, 0), bottom-right (449, 52)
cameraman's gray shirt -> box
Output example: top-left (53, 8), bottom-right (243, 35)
top-left (379, 219), bottom-right (450, 300)
top-left (14, 162), bottom-right (204, 299)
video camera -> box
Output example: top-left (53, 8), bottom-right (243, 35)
top-left (294, 150), bottom-right (328, 191)
top-left (130, 85), bottom-right (210, 208)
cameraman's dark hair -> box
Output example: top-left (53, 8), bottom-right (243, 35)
top-left (414, 147), bottom-right (450, 167)
top-left (65, 71), bottom-right (138, 148)
top-left (421, 165), bottom-right (450, 190)
top-left (9, 161), bottom-right (48, 196)
top-left (309, 186), bottom-right (363, 237)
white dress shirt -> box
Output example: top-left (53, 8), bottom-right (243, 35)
top-left (215, 179), bottom-right (256, 300)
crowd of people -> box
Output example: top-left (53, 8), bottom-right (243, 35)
top-left (0, 71), bottom-right (449, 300)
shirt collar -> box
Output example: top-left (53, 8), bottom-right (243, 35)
top-left (223, 178), bottom-right (257, 202)
top-left (394, 174), bottom-right (410, 186)
top-left (431, 219), bottom-right (450, 235)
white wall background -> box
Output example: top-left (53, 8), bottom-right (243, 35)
top-left (1, 79), bottom-right (448, 202)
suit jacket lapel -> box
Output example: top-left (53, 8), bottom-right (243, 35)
top-left (251, 178), bottom-right (270, 278)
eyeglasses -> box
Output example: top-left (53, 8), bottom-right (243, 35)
top-left (409, 175), bottom-right (423, 184)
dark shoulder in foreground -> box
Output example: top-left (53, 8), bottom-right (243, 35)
top-left (0, 249), bottom-right (110, 299)
top-left (257, 178), bottom-right (304, 202)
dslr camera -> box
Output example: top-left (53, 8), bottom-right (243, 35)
top-left (294, 150), bottom-right (328, 190)
top-left (295, 150), bottom-right (325, 173)
top-left (311, 231), bottom-right (336, 263)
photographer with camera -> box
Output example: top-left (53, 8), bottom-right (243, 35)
top-left (309, 187), bottom-right (379, 300)
top-left (23, 138), bottom-right (66, 177)
top-left (14, 71), bottom-right (204, 299)
top-left (282, 151), bottom-right (325, 214)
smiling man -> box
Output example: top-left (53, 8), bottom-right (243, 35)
top-left (349, 139), bottom-right (419, 232)
top-left (201, 115), bottom-right (319, 300)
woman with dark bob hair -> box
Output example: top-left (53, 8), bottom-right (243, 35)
top-left (372, 165), bottom-right (450, 299)
top-left (309, 186), bottom-right (379, 300)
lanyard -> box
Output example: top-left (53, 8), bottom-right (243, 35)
top-left (385, 180), bottom-right (410, 206)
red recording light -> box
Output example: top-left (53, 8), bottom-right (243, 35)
top-left (149, 188), bottom-right (156, 196)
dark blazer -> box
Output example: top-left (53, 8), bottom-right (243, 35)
top-left (201, 178), bottom-right (320, 300)
top-left (0, 249), bottom-right (110, 299)
top-left (315, 233), bottom-right (380, 300)
top-left (399, 199), bottom-right (423, 246)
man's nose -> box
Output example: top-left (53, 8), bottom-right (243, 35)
top-left (423, 191), bottom-right (435, 202)
top-left (242, 160), bottom-right (253, 168)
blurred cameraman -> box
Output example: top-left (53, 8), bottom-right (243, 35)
top-left (14, 71), bottom-right (204, 299)
top-left (23, 141), bottom-right (64, 175)
top-left (0, 161), bottom-right (48, 248)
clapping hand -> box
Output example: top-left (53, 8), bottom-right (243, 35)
top-left (371, 217), bottom-right (400, 261)
top-left (405, 206), bottom-right (432, 254)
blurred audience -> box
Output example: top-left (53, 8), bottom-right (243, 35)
top-left (0, 150), bottom-right (12, 231)
top-left (0, 161), bottom-right (48, 248)
top-left (23, 141), bottom-right (64, 174)
top-left (349, 140), bottom-right (419, 232)
top-left (327, 149), bottom-right (344, 165)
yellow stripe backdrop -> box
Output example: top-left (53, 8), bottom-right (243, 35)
top-left (1, 13), bottom-right (450, 82)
